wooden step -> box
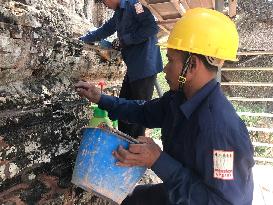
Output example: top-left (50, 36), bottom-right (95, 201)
top-left (253, 142), bottom-right (273, 148)
top-left (146, 0), bottom-right (169, 4)
top-left (228, 97), bottom-right (273, 102)
top-left (223, 86), bottom-right (273, 98)
top-left (237, 112), bottom-right (273, 118)
top-left (222, 67), bottom-right (273, 71)
top-left (221, 82), bottom-right (273, 87)
top-left (183, 0), bottom-right (214, 9)
top-left (248, 127), bottom-right (273, 133)
top-left (139, 0), bottom-right (237, 38)
top-left (238, 51), bottom-right (273, 56)
top-left (150, 2), bottom-right (182, 20)
top-left (222, 69), bottom-right (273, 85)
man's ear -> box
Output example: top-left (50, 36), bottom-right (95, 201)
top-left (185, 55), bottom-right (200, 81)
top-left (190, 55), bottom-right (199, 70)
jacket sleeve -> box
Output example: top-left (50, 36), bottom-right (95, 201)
top-left (80, 16), bottom-right (117, 43)
top-left (98, 93), bottom-right (169, 128)
top-left (121, 3), bottom-right (158, 46)
top-left (151, 125), bottom-right (254, 205)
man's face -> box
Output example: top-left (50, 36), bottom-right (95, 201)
top-left (164, 49), bottom-right (185, 91)
top-left (102, 0), bottom-right (119, 10)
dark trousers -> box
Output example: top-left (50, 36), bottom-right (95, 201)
top-left (118, 74), bottom-right (156, 138)
top-left (121, 183), bottom-right (167, 205)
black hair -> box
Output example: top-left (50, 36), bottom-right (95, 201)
top-left (194, 53), bottom-right (219, 72)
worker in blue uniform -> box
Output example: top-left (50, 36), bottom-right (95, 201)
top-left (76, 8), bottom-right (254, 205)
top-left (79, 0), bottom-right (163, 138)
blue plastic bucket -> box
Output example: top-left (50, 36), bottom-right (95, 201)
top-left (72, 128), bottom-right (146, 204)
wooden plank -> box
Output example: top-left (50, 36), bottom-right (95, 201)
top-left (228, 97), bottom-right (273, 102)
top-left (211, 0), bottom-right (215, 9)
top-left (247, 127), bottom-right (273, 133)
top-left (180, 0), bottom-right (190, 10)
top-left (252, 142), bottom-right (273, 148)
top-left (186, 0), bottom-right (201, 8)
top-left (157, 29), bottom-right (168, 38)
top-left (222, 67), bottom-right (273, 71)
top-left (140, 0), bottom-right (164, 21)
top-left (199, 0), bottom-right (214, 8)
top-left (150, 3), bottom-right (181, 20)
top-left (158, 24), bottom-right (170, 34)
top-left (164, 23), bottom-right (176, 31)
top-left (221, 82), bottom-right (273, 87)
top-left (146, 0), bottom-right (169, 4)
top-left (157, 18), bottom-right (180, 25)
top-left (237, 51), bottom-right (273, 56)
top-left (254, 157), bottom-right (273, 163)
top-left (237, 112), bottom-right (273, 118)
top-left (170, 0), bottom-right (184, 15)
top-left (228, 0), bottom-right (237, 17)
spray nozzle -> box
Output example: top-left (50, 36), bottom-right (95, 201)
top-left (98, 81), bottom-right (106, 94)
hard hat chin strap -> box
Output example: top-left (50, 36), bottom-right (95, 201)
top-left (178, 52), bottom-right (191, 91)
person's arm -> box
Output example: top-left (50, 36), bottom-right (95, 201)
top-left (121, 3), bottom-right (158, 46)
top-left (151, 126), bottom-right (254, 204)
top-left (80, 15), bottom-right (117, 43)
top-left (98, 93), bottom-right (169, 128)
top-left (75, 81), bottom-right (169, 128)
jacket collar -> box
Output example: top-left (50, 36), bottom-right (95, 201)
top-left (180, 79), bottom-right (218, 119)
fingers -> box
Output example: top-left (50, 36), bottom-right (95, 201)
top-left (113, 146), bottom-right (141, 167)
top-left (113, 143), bottom-right (161, 168)
top-left (129, 144), bottom-right (143, 154)
top-left (76, 88), bottom-right (84, 97)
top-left (76, 87), bottom-right (89, 98)
top-left (137, 136), bottom-right (149, 143)
top-left (75, 81), bottom-right (91, 90)
top-left (114, 146), bottom-right (136, 161)
top-left (137, 136), bottom-right (154, 144)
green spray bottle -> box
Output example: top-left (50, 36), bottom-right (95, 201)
top-left (89, 104), bottom-right (113, 128)
top-left (88, 81), bottom-right (114, 128)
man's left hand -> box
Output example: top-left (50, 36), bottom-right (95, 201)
top-left (113, 136), bottom-right (162, 168)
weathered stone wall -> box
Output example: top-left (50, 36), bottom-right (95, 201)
top-left (237, 0), bottom-right (273, 51)
top-left (0, 0), bottom-right (125, 204)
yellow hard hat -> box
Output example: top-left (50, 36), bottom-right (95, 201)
top-left (159, 8), bottom-right (239, 61)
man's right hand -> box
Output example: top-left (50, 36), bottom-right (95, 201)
top-left (75, 81), bottom-right (101, 104)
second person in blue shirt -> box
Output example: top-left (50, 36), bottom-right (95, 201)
top-left (80, 0), bottom-right (163, 138)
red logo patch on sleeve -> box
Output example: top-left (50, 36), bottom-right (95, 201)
top-left (213, 150), bottom-right (234, 180)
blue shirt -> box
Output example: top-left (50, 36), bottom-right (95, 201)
top-left (80, 0), bottom-right (163, 82)
top-left (98, 79), bottom-right (254, 205)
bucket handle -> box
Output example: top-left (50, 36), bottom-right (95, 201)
top-left (99, 123), bottom-right (140, 144)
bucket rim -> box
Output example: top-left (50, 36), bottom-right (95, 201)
top-left (82, 127), bottom-right (136, 144)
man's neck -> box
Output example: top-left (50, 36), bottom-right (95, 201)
top-left (184, 76), bottom-right (215, 99)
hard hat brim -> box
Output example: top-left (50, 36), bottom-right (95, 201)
top-left (157, 42), bottom-right (238, 62)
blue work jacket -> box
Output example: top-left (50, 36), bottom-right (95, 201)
top-left (80, 0), bottom-right (163, 82)
top-left (98, 79), bottom-right (254, 205)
